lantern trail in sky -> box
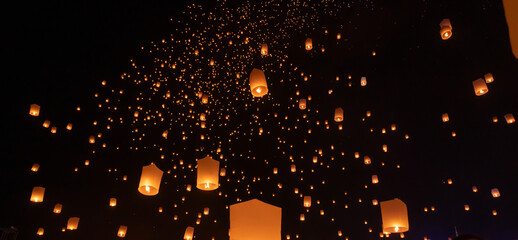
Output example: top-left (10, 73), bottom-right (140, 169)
top-left (4, 0), bottom-right (518, 239)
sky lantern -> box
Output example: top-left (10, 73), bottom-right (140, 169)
top-left (117, 225), bottom-right (127, 237)
top-left (472, 78), bottom-right (488, 96)
top-left (43, 120), bottom-right (50, 128)
top-left (261, 43), bottom-right (268, 55)
top-left (440, 18), bottom-right (452, 40)
top-left (67, 217), bottom-right (80, 230)
top-left (138, 162), bottom-right (163, 196)
top-left (304, 196), bottom-right (311, 207)
top-left (372, 175), bottom-right (379, 184)
top-left (30, 186), bottom-right (45, 202)
top-left (299, 99), bottom-right (306, 110)
top-left (220, 168), bottom-right (226, 176)
top-left (305, 38), bottom-right (313, 50)
top-left (184, 226), bottom-right (194, 240)
top-left (364, 156), bottom-right (371, 165)
top-left (334, 107), bottom-right (344, 122)
top-left (37, 228), bottom-right (44, 236)
top-left (484, 73), bottom-right (494, 83)
top-left (202, 94), bottom-right (209, 104)
top-left (503, 0), bottom-right (518, 58)
top-left (442, 113), bottom-right (449, 122)
top-left (380, 198), bottom-right (409, 233)
top-left (196, 156), bottom-right (220, 191)
top-left (491, 188), bottom-right (501, 198)
top-left (53, 203), bottom-right (63, 213)
top-left (29, 104), bottom-right (40, 116)
top-left (249, 68), bottom-right (268, 97)
top-left (290, 164), bottom-right (296, 172)
top-left (110, 198), bottom-right (117, 207)
top-left (504, 113), bottom-right (515, 124)
top-left (89, 136), bottom-right (95, 144)
top-left (361, 77), bottom-right (367, 86)
top-left (31, 163), bottom-right (39, 172)
top-left (229, 199), bottom-right (282, 240)
top-left (66, 123), bottom-right (73, 130)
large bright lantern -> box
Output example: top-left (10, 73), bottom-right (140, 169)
top-left (249, 68), bottom-right (268, 97)
top-left (138, 163), bottom-right (163, 196)
top-left (380, 198), bottom-right (409, 233)
top-left (229, 199), bottom-right (282, 240)
top-left (196, 156), bottom-right (220, 190)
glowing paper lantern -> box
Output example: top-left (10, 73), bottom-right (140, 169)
top-left (118, 225), bottom-right (127, 237)
top-left (29, 104), bottom-right (40, 116)
top-left (67, 217), bottom-right (80, 230)
top-left (138, 163), bottom-right (163, 196)
top-left (504, 113), bottom-right (515, 124)
top-left (303, 196), bottom-right (311, 207)
top-left (196, 156), bottom-right (220, 190)
top-left (305, 38), bottom-right (313, 50)
top-left (66, 123), bottom-right (73, 130)
top-left (442, 113), bottom-right (449, 122)
top-left (249, 68), bottom-right (268, 97)
top-left (484, 73), bottom-right (494, 83)
top-left (290, 164), bottom-right (296, 172)
top-left (201, 94), bottom-right (209, 104)
top-left (472, 78), bottom-right (488, 96)
top-left (31, 163), bottom-right (40, 172)
top-left (439, 18), bottom-right (452, 40)
top-left (299, 99), bottom-right (306, 110)
top-left (261, 43), bottom-right (268, 55)
top-left (380, 198), bottom-right (409, 233)
top-left (334, 108), bottom-right (344, 122)
top-left (37, 228), bottom-right (44, 236)
top-left (229, 199), bottom-right (282, 240)
top-left (30, 187), bottom-right (45, 202)
top-left (503, 0), bottom-right (518, 58)
top-left (372, 175), bottom-right (379, 184)
top-left (53, 203), bottom-right (62, 213)
top-left (361, 77), bottom-right (367, 86)
top-left (184, 226), bottom-right (194, 239)
top-left (110, 198), bottom-right (117, 207)
top-left (89, 136), bottom-right (95, 144)
top-left (491, 188), bottom-right (501, 198)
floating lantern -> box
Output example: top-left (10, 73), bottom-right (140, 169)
top-left (204, 207), bottom-right (210, 215)
top-left (299, 99), bottom-right (306, 110)
top-left (31, 163), bottom-right (39, 172)
top-left (305, 38), bottom-right (313, 50)
top-left (380, 198), bottom-right (409, 233)
top-left (29, 104), bottom-right (40, 116)
top-left (261, 43), bottom-right (268, 55)
top-left (372, 175), bottom-right (379, 184)
top-left (503, 0), bottom-right (518, 58)
top-left (300, 214), bottom-right (305, 221)
top-left (364, 156), bottom-right (371, 165)
top-left (201, 94), bottom-right (209, 104)
top-left (37, 228), bottom-right (44, 236)
top-left (290, 164), bottom-right (296, 173)
top-left (334, 108), bottom-right (344, 122)
top-left (67, 217), bottom-right (80, 230)
top-left (472, 78), bottom-right (488, 96)
top-left (53, 203), bottom-right (62, 213)
top-left (184, 226), bottom-right (194, 239)
top-left (504, 113), bottom-right (515, 124)
top-left (337, 33), bottom-right (341, 39)
top-left (382, 144), bottom-right (388, 152)
top-left (30, 187), bottom-right (45, 202)
top-left (89, 136), bottom-right (95, 144)
top-left (439, 18), bottom-right (452, 40)
top-left (66, 123), bottom-right (73, 130)
top-left (220, 168), bottom-right (226, 177)
top-left (110, 198), bottom-right (117, 207)
top-left (249, 68), bottom-right (268, 97)
top-left (138, 163), bottom-right (163, 196)
top-left (303, 196), bottom-right (311, 207)
top-left (118, 225), bottom-right (127, 237)
top-left (491, 188), bottom-right (501, 198)
top-left (484, 73), bottom-right (494, 83)
top-left (361, 77), bottom-right (367, 86)
top-left (442, 113), bottom-right (449, 122)
top-left (273, 168), bottom-right (278, 174)
top-left (42, 120), bottom-right (50, 128)
top-left (196, 156), bottom-right (220, 191)
top-left (229, 199), bottom-right (282, 240)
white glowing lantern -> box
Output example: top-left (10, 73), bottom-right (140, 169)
top-left (472, 78), bottom-right (488, 96)
top-left (380, 198), bottom-right (409, 233)
top-left (196, 156), bottom-right (220, 191)
top-left (334, 108), bottom-right (344, 122)
top-left (138, 163), bottom-right (163, 196)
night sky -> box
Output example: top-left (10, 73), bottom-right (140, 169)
top-left (2, 0), bottom-right (518, 239)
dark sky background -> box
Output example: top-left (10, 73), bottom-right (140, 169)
top-left (2, 0), bottom-right (518, 240)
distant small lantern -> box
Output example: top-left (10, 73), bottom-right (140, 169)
top-left (261, 43), bottom-right (268, 55)
top-left (30, 104), bottom-right (40, 116)
top-left (380, 198), bottom-right (409, 233)
top-left (36, 228), bottom-right (44, 235)
top-left (334, 108), bottom-right (344, 122)
top-left (89, 136), bottom-right (95, 144)
top-left (442, 113), bottom-right (450, 122)
top-left (43, 120), bottom-right (50, 128)
top-left (305, 38), bottom-right (313, 50)
top-left (472, 78), bottom-right (488, 96)
top-left (30, 186), bottom-right (45, 202)
top-left (31, 163), bottom-right (40, 172)
top-left (110, 198), bottom-right (117, 207)
top-left (300, 214), bottom-right (305, 221)
top-left (304, 196), bottom-right (312, 207)
top-left (504, 113), bottom-right (515, 124)
top-left (67, 217), bottom-right (80, 230)
top-left (361, 77), bottom-right (367, 86)
top-left (184, 226), bottom-right (194, 240)
top-left (249, 68), bottom-right (268, 97)
top-left (382, 144), bottom-right (388, 152)
top-left (372, 175), bottom-right (379, 184)
top-left (273, 168), bottom-right (278, 174)
top-left (491, 188), bottom-right (501, 198)
top-left (484, 73), bottom-right (494, 83)
top-left (220, 168), bottom-right (226, 177)
top-left (196, 156), bottom-right (220, 191)
top-left (299, 99), bottom-right (307, 110)
top-left (53, 203), bottom-right (63, 213)
top-left (337, 33), bottom-right (341, 39)
top-left (440, 18), bottom-right (452, 40)
top-left (291, 164), bottom-right (296, 172)
top-left (138, 163), bottom-right (163, 196)
top-left (118, 225), bottom-right (127, 237)
top-left (66, 123), bottom-right (73, 130)
top-left (203, 207), bottom-right (210, 215)
top-left (201, 94), bottom-right (209, 104)
top-left (364, 156), bottom-right (371, 165)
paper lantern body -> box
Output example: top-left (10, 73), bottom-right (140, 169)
top-left (305, 38), bottom-right (313, 50)
top-left (484, 73), bottom-right (494, 83)
top-left (138, 163), bottom-right (163, 196)
top-left (334, 108), bottom-right (344, 122)
top-left (249, 68), bottom-right (268, 97)
top-left (504, 113), bottom-right (515, 124)
top-left (299, 99), bottom-right (306, 110)
top-left (361, 77), bottom-right (367, 86)
top-left (110, 198), bottom-right (117, 207)
top-left (261, 43), bottom-right (268, 55)
top-left (442, 113), bottom-right (449, 122)
top-left (118, 225), bottom-right (127, 237)
top-left (380, 198), bottom-right (409, 233)
top-left (30, 187), bottom-right (45, 202)
top-left (503, 0), bottom-right (518, 58)
top-left (229, 199), bottom-right (282, 240)
top-left (53, 203), bottom-right (63, 213)
top-left (30, 104), bottom-right (40, 116)
top-left (472, 78), bottom-right (488, 96)
top-left (67, 217), bottom-right (80, 230)
top-left (303, 196), bottom-right (311, 207)
top-left (184, 226), bottom-right (194, 239)
top-left (440, 18), bottom-right (452, 40)
top-left (196, 156), bottom-right (220, 190)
